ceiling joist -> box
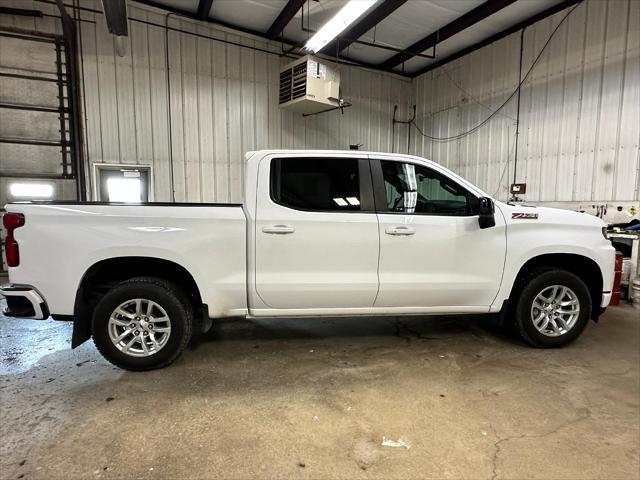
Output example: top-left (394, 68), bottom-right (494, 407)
top-left (196, 0), bottom-right (213, 20)
top-left (130, 0), bottom-right (410, 78)
top-left (411, 0), bottom-right (583, 77)
top-left (379, 0), bottom-right (517, 70)
top-left (133, 0), bottom-right (274, 40)
top-left (101, 0), bottom-right (128, 36)
top-left (320, 0), bottom-right (408, 55)
top-left (266, 0), bottom-right (306, 40)
top-left (0, 6), bottom-right (43, 17)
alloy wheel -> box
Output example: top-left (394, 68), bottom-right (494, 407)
top-left (530, 285), bottom-right (580, 337)
top-left (107, 298), bottom-right (172, 357)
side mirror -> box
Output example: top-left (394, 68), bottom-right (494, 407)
top-left (478, 197), bottom-right (496, 229)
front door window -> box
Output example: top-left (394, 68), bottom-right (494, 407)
top-left (381, 161), bottom-right (478, 216)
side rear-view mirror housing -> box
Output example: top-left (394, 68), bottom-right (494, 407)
top-left (478, 197), bottom-right (496, 229)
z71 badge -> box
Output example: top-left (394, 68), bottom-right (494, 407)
top-left (512, 212), bottom-right (539, 219)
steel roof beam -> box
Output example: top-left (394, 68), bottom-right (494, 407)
top-left (410, 0), bottom-right (582, 77)
top-left (196, 0), bottom-right (214, 20)
top-left (130, 0), bottom-right (410, 77)
top-left (267, 0), bottom-right (306, 40)
top-left (101, 0), bottom-right (128, 36)
top-left (379, 0), bottom-right (517, 70)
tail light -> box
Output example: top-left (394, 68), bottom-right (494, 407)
top-left (3, 213), bottom-right (25, 267)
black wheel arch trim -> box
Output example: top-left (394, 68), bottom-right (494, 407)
top-left (508, 253), bottom-right (605, 322)
top-left (71, 256), bottom-right (204, 348)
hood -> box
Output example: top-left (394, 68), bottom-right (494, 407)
top-left (495, 202), bottom-right (606, 227)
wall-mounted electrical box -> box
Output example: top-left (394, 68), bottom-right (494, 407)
top-left (279, 55), bottom-right (340, 115)
top-left (510, 183), bottom-right (527, 195)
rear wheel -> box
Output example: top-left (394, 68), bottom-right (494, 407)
top-left (514, 269), bottom-right (592, 348)
top-left (92, 277), bottom-right (193, 370)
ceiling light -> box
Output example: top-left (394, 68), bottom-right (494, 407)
top-left (9, 182), bottom-right (54, 199)
top-left (304, 0), bottom-right (377, 53)
top-left (333, 197), bottom-right (348, 207)
top-left (346, 197), bottom-right (360, 206)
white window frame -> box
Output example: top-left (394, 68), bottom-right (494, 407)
top-left (92, 163), bottom-right (154, 202)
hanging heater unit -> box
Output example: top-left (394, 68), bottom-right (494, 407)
top-left (279, 55), bottom-right (340, 114)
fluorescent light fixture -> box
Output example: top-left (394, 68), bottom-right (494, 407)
top-left (9, 182), bottom-right (54, 199)
top-left (107, 177), bottom-right (142, 203)
top-left (346, 197), bottom-right (360, 206)
top-left (333, 197), bottom-right (348, 207)
top-left (304, 0), bottom-right (377, 53)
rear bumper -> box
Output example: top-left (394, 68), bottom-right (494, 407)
top-left (0, 284), bottom-right (49, 319)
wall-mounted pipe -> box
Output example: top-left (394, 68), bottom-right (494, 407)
top-left (392, 105), bottom-right (416, 154)
top-left (511, 27), bottom-right (525, 201)
top-left (165, 13), bottom-right (176, 202)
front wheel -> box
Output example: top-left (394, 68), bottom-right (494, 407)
top-left (92, 277), bottom-right (193, 370)
top-left (514, 269), bottom-right (592, 348)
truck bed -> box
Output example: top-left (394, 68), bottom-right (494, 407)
top-left (5, 202), bottom-right (248, 318)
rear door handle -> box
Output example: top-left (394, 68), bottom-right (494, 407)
top-left (385, 226), bottom-right (415, 236)
top-left (262, 224), bottom-right (295, 234)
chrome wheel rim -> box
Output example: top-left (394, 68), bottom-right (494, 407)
top-left (531, 285), bottom-right (580, 337)
top-left (107, 299), bottom-right (171, 357)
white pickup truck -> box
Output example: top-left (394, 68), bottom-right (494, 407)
top-left (2, 150), bottom-right (615, 370)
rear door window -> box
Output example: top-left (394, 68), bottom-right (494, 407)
top-left (270, 157), bottom-right (362, 212)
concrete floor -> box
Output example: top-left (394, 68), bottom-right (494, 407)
top-left (0, 298), bottom-right (638, 480)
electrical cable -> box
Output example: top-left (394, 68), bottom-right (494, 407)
top-left (411, 2), bottom-right (581, 143)
top-left (441, 66), bottom-right (516, 121)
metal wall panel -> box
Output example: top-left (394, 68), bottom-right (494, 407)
top-left (73, 2), bottom-right (411, 203)
top-left (3, 0), bottom-right (635, 205)
top-left (411, 0), bottom-right (639, 203)
top-left (1, 1), bottom-right (410, 203)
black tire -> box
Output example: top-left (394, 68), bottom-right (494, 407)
top-left (513, 268), bottom-right (592, 348)
top-left (92, 277), bottom-right (193, 371)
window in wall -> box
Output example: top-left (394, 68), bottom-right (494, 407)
top-left (96, 166), bottom-right (150, 203)
top-left (271, 157), bottom-right (361, 211)
top-left (381, 161), bottom-right (478, 216)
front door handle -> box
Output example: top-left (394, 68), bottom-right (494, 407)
top-left (385, 226), bottom-right (415, 236)
top-left (262, 224), bottom-right (295, 234)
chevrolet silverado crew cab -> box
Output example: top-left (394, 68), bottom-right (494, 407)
top-left (2, 150), bottom-right (615, 370)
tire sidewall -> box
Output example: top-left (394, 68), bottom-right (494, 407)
top-left (92, 282), bottom-right (189, 370)
top-left (517, 270), bottom-right (592, 347)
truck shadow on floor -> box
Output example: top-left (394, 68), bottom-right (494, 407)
top-left (189, 314), bottom-right (523, 351)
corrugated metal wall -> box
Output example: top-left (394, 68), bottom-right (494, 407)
top-left (77, 1), bottom-right (411, 203)
top-left (1, 0), bottom-right (637, 205)
top-left (411, 0), bottom-right (640, 203)
top-left (0, 1), bottom-right (410, 203)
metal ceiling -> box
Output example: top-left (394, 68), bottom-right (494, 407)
top-left (132, 0), bottom-right (580, 76)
